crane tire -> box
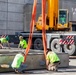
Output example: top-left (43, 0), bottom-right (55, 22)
top-left (64, 44), bottom-right (76, 55)
top-left (34, 38), bottom-right (43, 50)
top-left (50, 39), bottom-right (61, 53)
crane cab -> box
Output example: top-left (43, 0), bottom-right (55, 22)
top-left (57, 9), bottom-right (69, 30)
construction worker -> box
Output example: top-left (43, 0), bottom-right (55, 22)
top-left (11, 52), bottom-right (27, 74)
top-left (46, 50), bottom-right (60, 71)
top-left (18, 36), bottom-right (27, 49)
top-left (0, 35), bottom-right (10, 48)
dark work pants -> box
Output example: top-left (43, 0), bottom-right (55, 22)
top-left (13, 64), bottom-right (27, 72)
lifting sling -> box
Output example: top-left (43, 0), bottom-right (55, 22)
top-left (24, 0), bottom-right (37, 62)
top-left (24, 0), bottom-right (47, 63)
top-left (42, 0), bottom-right (47, 58)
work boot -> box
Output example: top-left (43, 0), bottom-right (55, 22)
top-left (53, 66), bottom-right (58, 72)
top-left (15, 69), bottom-right (21, 74)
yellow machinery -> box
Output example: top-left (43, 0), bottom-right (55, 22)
top-left (35, 0), bottom-right (71, 31)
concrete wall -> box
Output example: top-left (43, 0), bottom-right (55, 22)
top-left (0, 0), bottom-right (41, 35)
top-left (23, 0), bottom-right (41, 32)
top-left (23, 3), bottom-right (41, 32)
top-left (0, 0), bottom-right (25, 35)
top-left (0, 0), bottom-right (24, 34)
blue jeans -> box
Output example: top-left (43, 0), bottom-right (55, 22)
top-left (14, 64), bottom-right (27, 72)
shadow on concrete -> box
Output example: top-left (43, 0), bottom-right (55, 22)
top-left (58, 66), bottom-right (76, 73)
top-left (1, 66), bottom-right (76, 74)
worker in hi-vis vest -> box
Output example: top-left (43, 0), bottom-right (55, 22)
top-left (46, 50), bottom-right (60, 71)
top-left (11, 52), bottom-right (27, 74)
top-left (18, 36), bottom-right (27, 49)
top-left (0, 35), bottom-right (10, 49)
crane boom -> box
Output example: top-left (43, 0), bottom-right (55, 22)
top-left (47, 0), bottom-right (58, 29)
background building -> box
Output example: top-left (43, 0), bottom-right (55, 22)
top-left (0, 0), bottom-right (76, 35)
